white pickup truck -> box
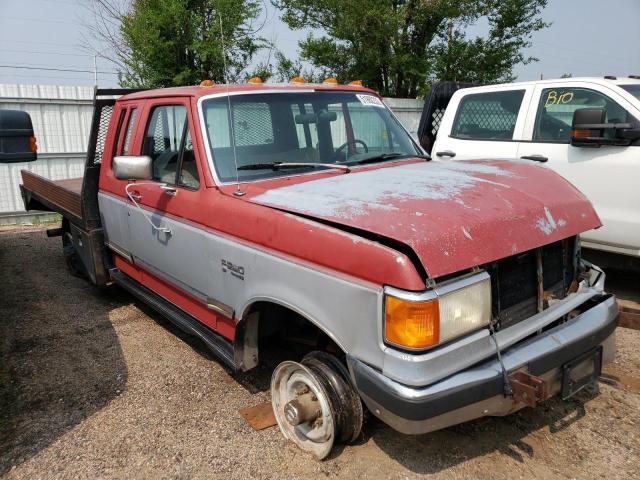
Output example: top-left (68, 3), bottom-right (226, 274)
top-left (419, 77), bottom-right (640, 263)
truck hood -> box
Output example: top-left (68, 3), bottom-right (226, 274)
top-left (248, 159), bottom-right (601, 279)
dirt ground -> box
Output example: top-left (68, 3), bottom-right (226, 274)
top-left (1, 225), bottom-right (639, 480)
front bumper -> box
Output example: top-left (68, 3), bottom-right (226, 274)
top-left (348, 294), bottom-right (618, 435)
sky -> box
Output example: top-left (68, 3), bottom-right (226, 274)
top-left (0, 0), bottom-right (638, 91)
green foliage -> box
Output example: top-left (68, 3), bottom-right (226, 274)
top-left (119, 0), bottom-right (265, 88)
top-left (247, 51), bottom-right (328, 83)
top-left (272, 0), bottom-right (549, 97)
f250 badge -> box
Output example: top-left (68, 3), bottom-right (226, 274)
top-left (221, 259), bottom-right (245, 281)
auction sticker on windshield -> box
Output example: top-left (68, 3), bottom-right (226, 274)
top-left (356, 94), bottom-right (385, 107)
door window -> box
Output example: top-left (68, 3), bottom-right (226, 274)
top-left (178, 129), bottom-right (200, 189)
top-left (533, 88), bottom-right (629, 143)
top-left (451, 90), bottom-right (525, 140)
top-left (142, 105), bottom-right (187, 184)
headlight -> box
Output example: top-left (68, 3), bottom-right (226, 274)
top-left (384, 272), bottom-right (491, 350)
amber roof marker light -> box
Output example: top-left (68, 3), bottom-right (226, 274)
top-left (248, 76), bottom-right (263, 84)
top-left (322, 77), bottom-right (338, 85)
top-left (200, 79), bottom-right (214, 87)
top-left (289, 76), bottom-right (306, 84)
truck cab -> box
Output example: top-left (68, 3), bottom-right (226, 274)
top-left (21, 82), bottom-right (618, 459)
top-left (422, 77), bottom-right (640, 260)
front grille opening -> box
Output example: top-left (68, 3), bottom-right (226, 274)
top-left (485, 237), bottom-right (576, 331)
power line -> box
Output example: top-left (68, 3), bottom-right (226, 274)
top-left (2, 15), bottom-right (79, 26)
top-left (0, 48), bottom-right (95, 58)
top-left (0, 72), bottom-right (116, 82)
top-left (0, 64), bottom-right (118, 75)
top-left (0, 59), bottom-right (118, 72)
top-left (25, 0), bottom-right (83, 6)
top-left (0, 38), bottom-right (80, 48)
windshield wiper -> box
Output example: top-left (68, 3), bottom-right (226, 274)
top-left (237, 162), bottom-right (350, 172)
top-left (350, 152), bottom-right (431, 166)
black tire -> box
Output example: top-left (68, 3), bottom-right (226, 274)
top-left (302, 351), bottom-right (364, 443)
top-left (61, 226), bottom-right (85, 278)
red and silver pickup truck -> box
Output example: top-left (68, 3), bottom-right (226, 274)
top-left (19, 83), bottom-right (618, 459)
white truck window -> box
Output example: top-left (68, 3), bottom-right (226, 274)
top-left (451, 90), bottom-right (525, 140)
top-left (533, 88), bottom-right (628, 143)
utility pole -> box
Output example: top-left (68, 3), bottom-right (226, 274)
top-left (447, 19), bottom-right (454, 80)
top-left (93, 54), bottom-right (98, 87)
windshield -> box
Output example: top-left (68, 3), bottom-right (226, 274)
top-left (201, 91), bottom-right (420, 182)
top-left (621, 84), bottom-right (640, 101)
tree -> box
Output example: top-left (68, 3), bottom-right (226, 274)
top-left (272, 0), bottom-right (549, 97)
top-left (85, 0), bottom-right (267, 88)
top-left (249, 51), bottom-right (329, 83)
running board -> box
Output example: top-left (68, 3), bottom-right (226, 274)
top-left (109, 268), bottom-right (237, 372)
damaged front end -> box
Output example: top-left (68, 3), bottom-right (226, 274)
top-left (347, 240), bottom-right (617, 435)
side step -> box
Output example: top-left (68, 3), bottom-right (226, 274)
top-left (109, 268), bottom-right (237, 372)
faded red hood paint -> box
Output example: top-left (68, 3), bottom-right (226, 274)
top-left (247, 159), bottom-right (601, 279)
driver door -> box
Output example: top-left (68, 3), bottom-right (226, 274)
top-left (517, 82), bottom-right (640, 254)
top-left (126, 100), bottom-right (211, 306)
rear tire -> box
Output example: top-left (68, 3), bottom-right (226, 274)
top-left (271, 351), bottom-right (363, 459)
top-left (61, 223), bottom-right (85, 278)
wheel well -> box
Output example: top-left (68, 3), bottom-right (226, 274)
top-left (235, 301), bottom-right (345, 372)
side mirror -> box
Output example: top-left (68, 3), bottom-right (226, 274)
top-left (0, 109), bottom-right (37, 163)
top-left (113, 155), bottom-right (153, 180)
top-left (571, 107), bottom-right (640, 147)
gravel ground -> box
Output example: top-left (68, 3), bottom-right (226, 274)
top-left (1, 225), bottom-right (639, 480)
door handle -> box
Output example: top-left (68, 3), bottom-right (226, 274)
top-left (129, 192), bottom-right (142, 202)
top-left (160, 184), bottom-right (177, 196)
top-left (520, 155), bottom-right (548, 163)
top-left (436, 150), bottom-right (456, 158)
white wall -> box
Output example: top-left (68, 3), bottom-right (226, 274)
top-left (0, 84), bottom-right (94, 214)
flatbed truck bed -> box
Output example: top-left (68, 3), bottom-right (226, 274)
top-left (20, 172), bottom-right (83, 224)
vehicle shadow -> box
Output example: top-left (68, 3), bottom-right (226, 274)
top-left (365, 387), bottom-right (597, 474)
top-left (0, 228), bottom-right (129, 476)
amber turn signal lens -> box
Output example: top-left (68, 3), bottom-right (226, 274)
top-left (385, 296), bottom-right (439, 349)
top-left (29, 136), bottom-right (37, 153)
top-left (570, 128), bottom-right (591, 138)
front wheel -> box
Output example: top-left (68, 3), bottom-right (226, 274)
top-left (271, 351), bottom-right (363, 459)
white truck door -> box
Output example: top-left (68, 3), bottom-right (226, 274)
top-left (431, 86), bottom-right (533, 160)
top-left (517, 82), bottom-right (640, 257)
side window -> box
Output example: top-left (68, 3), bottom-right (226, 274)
top-left (234, 102), bottom-right (273, 146)
top-left (451, 90), bottom-right (525, 140)
top-left (327, 103), bottom-right (347, 147)
top-left (348, 101), bottom-right (393, 152)
top-left (533, 88), bottom-right (629, 143)
top-left (122, 108), bottom-right (137, 154)
top-left (291, 103), bottom-right (319, 150)
top-left (142, 105), bottom-right (187, 184)
top-left (112, 109), bottom-right (127, 156)
top-left (178, 129), bottom-right (200, 189)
